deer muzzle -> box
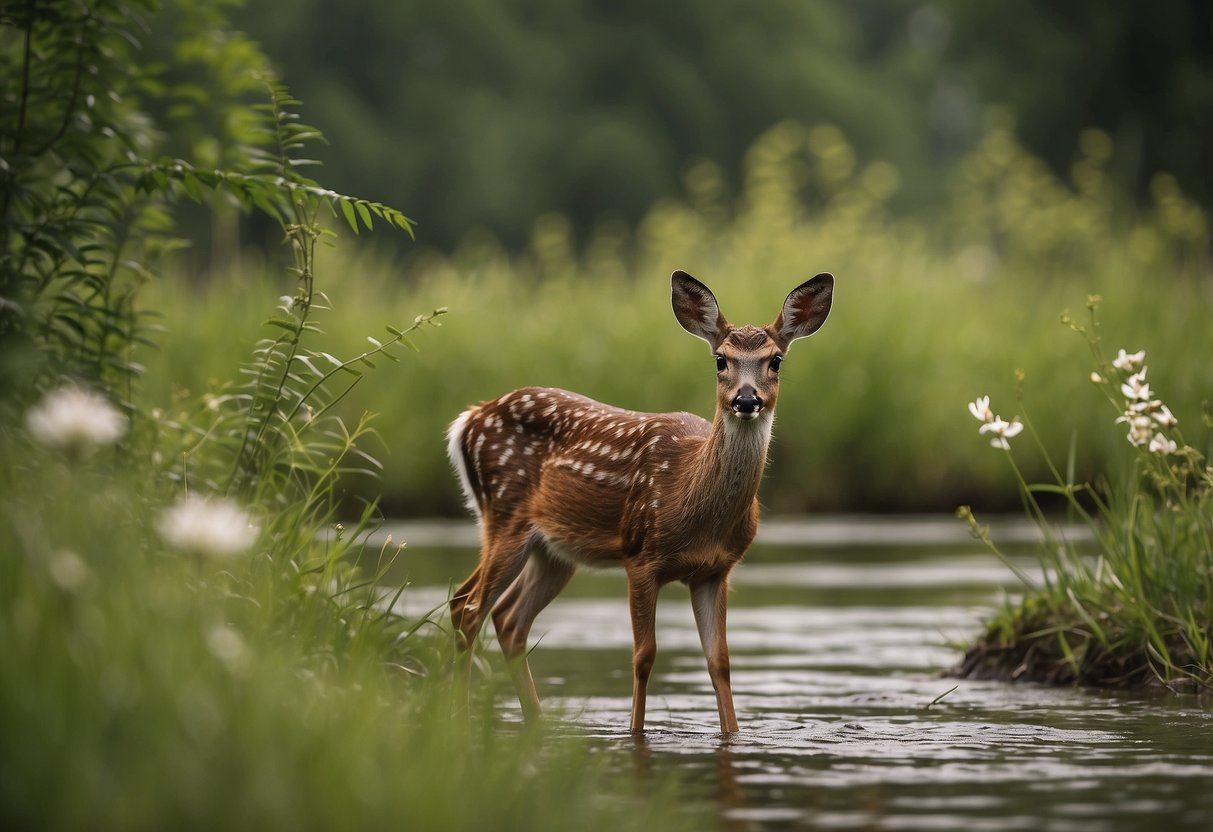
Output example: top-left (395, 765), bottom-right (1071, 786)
top-left (731, 385), bottom-right (763, 420)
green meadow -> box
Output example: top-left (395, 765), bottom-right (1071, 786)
top-left (144, 119), bottom-right (1213, 518)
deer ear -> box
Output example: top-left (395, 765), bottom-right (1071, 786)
top-left (771, 273), bottom-right (833, 348)
top-left (671, 270), bottom-right (729, 348)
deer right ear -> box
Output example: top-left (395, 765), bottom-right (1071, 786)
top-left (672, 270), bottom-right (729, 348)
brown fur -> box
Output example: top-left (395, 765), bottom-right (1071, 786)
top-left (446, 270), bottom-right (833, 733)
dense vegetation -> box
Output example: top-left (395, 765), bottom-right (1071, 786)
top-left (0, 2), bottom-right (700, 828)
top-left (143, 117), bottom-right (1212, 517)
top-left (957, 303), bottom-right (1212, 691)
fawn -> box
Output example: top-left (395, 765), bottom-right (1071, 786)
top-left (446, 270), bottom-right (834, 732)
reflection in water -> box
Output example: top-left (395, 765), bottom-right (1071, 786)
top-left (393, 538), bottom-right (1213, 831)
top-left (630, 732), bottom-right (754, 832)
top-left (713, 742), bottom-right (751, 832)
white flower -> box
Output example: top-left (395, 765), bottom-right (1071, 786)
top-left (158, 495), bottom-right (259, 558)
top-left (1148, 433), bottom-right (1177, 455)
top-left (49, 549), bottom-right (90, 592)
top-left (979, 416), bottom-right (1024, 450)
top-left (967, 395), bottom-right (994, 423)
top-left (25, 386), bottom-right (127, 455)
top-left (1120, 370), bottom-right (1151, 402)
top-left (1151, 404), bottom-right (1178, 428)
top-left (206, 624), bottom-right (249, 672)
top-left (1116, 411), bottom-right (1154, 446)
top-left (1090, 372), bottom-right (1104, 384)
top-left (1112, 349), bottom-right (1146, 372)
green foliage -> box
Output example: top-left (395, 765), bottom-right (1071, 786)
top-left (147, 78), bottom-right (429, 511)
top-left (958, 302), bottom-right (1213, 691)
top-left (936, 0), bottom-right (1213, 210)
top-left (0, 436), bottom-right (699, 831)
top-left (1, 3), bottom-right (697, 829)
top-left (0, 0), bottom-right (169, 398)
top-left (230, 0), bottom-right (928, 249)
top-left (228, 0), bottom-right (1210, 251)
top-left (142, 118), bottom-right (1213, 515)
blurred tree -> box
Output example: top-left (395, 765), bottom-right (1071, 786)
top-left (935, 0), bottom-right (1212, 212)
top-left (229, 0), bottom-right (1210, 255)
top-left (233, 0), bottom-right (925, 251)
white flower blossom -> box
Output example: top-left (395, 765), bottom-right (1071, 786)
top-left (206, 624), bottom-right (249, 672)
top-left (1120, 370), bottom-right (1151, 402)
top-left (1117, 412), bottom-right (1154, 447)
top-left (49, 549), bottom-right (90, 592)
top-left (1148, 433), bottom-right (1177, 456)
top-left (158, 495), bottom-right (259, 558)
top-left (1151, 404), bottom-right (1178, 428)
top-left (1112, 348), bottom-right (1146, 372)
top-left (1089, 372), bottom-right (1104, 384)
top-left (25, 386), bottom-right (127, 455)
top-left (967, 395), bottom-right (994, 423)
top-left (979, 416), bottom-right (1024, 450)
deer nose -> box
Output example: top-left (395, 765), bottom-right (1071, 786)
top-left (731, 385), bottom-right (763, 419)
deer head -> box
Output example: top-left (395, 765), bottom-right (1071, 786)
top-left (671, 270), bottom-right (834, 422)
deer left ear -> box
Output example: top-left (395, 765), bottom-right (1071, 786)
top-left (771, 273), bottom-right (833, 349)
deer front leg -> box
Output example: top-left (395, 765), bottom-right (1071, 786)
top-left (626, 570), bottom-right (660, 733)
top-left (690, 573), bottom-right (739, 733)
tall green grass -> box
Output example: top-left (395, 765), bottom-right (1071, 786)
top-left (142, 118), bottom-right (1213, 517)
top-left (957, 301), bottom-right (1212, 691)
top-left (0, 437), bottom-right (701, 830)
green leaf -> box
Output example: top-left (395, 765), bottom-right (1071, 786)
top-left (339, 199), bottom-right (359, 234)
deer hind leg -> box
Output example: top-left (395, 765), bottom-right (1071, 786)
top-left (491, 547), bottom-right (575, 722)
top-left (449, 529), bottom-right (535, 687)
top-left (690, 573), bottom-right (739, 733)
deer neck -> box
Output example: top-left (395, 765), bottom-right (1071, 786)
top-left (680, 408), bottom-right (773, 527)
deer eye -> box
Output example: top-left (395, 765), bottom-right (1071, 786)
top-left (715, 354), bottom-right (727, 372)
top-left (770, 355), bottom-right (783, 373)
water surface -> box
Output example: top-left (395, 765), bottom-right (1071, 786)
top-left (383, 519), bottom-right (1213, 831)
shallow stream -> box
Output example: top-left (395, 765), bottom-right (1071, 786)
top-left (382, 517), bottom-right (1213, 831)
